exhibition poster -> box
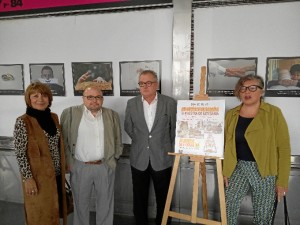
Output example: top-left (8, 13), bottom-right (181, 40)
top-left (175, 100), bottom-right (225, 158)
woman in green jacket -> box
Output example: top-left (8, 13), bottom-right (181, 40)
top-left (223, 75), bottom-right (291, 225)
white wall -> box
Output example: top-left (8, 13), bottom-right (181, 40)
top-left (193, 2), bottom-right (300, 155)
top-left (1, 2), bottom-right (299, 154)
top-left (0, 8), bottom-right (173, 143)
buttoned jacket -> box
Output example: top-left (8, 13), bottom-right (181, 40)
top-left (124, 93), bottom-right (177, 171)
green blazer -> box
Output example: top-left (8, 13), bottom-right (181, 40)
top-left (60, 105), bottom-right (123, 170)
top-left (223, 101), bottom-right (291, 188)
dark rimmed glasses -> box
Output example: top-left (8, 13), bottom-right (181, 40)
top-left (239, 85), bottom-right (262, 93)
top-left (84, 95), bottom-right (103, 101)
top-left (138, 81), bottom-right (157, 87)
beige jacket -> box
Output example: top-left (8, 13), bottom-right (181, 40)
top-left (60, 105), bottom-right (123, 170)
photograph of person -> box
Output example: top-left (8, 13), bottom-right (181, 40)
top-left (0, 64), bottom-right (24, 95)
top-left (72, 62), bottom-right (113, 96)
top-left (266, 57), bottom-right (300, 97)
top-left (119, 60), bottom-right (161, 96)
top-left (29, 64), bottom-right (65, 96)
top-left (207, 58), bottom-right (257, 96)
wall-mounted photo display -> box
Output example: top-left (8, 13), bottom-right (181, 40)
top-left (0, 64), bottom-right (24, 95)
top-left (119, 60), bottom-right (161, 96)
top-left (29, 63), bottom-right (65, 96)
top-left (265, 57), bottom-right (300, 97)
top-left (72, 62), bottom-right (113, 96)
top-left (206, 58), bottom-right (257, 96)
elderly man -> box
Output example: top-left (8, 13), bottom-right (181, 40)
top-left (60, 84), bottom-right (122, 225)
top-left (124, 70), bottom-right (177, 225)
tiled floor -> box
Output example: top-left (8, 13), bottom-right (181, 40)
top-left (0, 201), bottom-right (191, 225)
top-left (0, 201), bottom-right (293, 225)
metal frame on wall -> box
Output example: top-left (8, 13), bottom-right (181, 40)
top-left (206, 57), bottom-right (257, 97)
top-left (192, 0), bottom-right (300, 8)
top-left (72, 61), bottom-right (114, 96)
top-left (119, 60), bottom-right (162, 96)
top-left (0, 64), bottom-right (24, 95)
top-left (29, 63), bottom-right (66, 96)
top-left (265, 57), bottom-right (300, 97)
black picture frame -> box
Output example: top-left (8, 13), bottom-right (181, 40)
top-left (72, 62), bottom-right (113, 96)
top-left (29, 63), bottom-right (66, 96)
top-left (206, 57), bottom-right (257, 96)
top-left (265, 57), bottom-right (300, 97)
top-left (119, 60), bottom-right (162, 96)
top-left (0, 64), bottom-right (24, 95)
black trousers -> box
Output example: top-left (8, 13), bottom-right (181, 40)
top-left (131, 163), bottom-right (172, 225)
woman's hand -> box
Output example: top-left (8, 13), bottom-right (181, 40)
top-left (65, 164), bottom-right (71, 173)
top-left (24, 177), bottom-right (38, 196)
top-left (276, 186), bottom-right (288, 202)
top-left (223, 176), bottom-right (229, 187)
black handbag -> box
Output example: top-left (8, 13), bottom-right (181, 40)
top-left (65, 180), bottom-right (74, 215)
top-left (271, 195), bottom-right (290, 225)
top-left (59, 179), bottom-right (74, 218)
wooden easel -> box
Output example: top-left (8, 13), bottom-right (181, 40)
top-left (161, 67), bottom-right (227, 225)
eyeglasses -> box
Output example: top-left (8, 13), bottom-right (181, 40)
top-left (138, 81), bottom-right (157, 87)
top-left (84, 95), bottom-right (103, 101)
top-left (239, 85), bottom-right (262, 93)
top-left (291, 73), bottom-right (300, 77)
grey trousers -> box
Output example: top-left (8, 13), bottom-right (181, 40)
top-left (71, 159), bottom-right (115, 225)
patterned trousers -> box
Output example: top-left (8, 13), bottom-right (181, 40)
top-left (225, 160), bottom-right (276, 225)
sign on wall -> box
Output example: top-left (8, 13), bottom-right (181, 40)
top-left (0, 0), bottom-right (172, 18)
top-left (175, 100), bottom-right (225, 158)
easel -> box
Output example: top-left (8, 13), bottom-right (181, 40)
top-left (161, 66), bottom-right (227, 225)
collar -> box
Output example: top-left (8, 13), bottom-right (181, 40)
top-left (232, 100), bottom-right (270, 116)
top-left (83, 105), bottom-right (102, 117)
top-left (141, 92), bottom-right (158, 103)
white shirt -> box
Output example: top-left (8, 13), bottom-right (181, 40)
top-left (75, 106), bottom-right (104, 162)
top-left (142, 93), bottom-right (158, 132)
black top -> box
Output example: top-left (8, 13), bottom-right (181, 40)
top-left (235, 116), bottom-right (255, 161)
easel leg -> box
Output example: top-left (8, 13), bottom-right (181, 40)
top-left (216, 159), bottom-right (227, 225)
top-left (191, 161), bottom-right (200, 223)
top-left (201, 162), bottom-right (209, 219)
top-left (162, 155), bottom-right (181, 225)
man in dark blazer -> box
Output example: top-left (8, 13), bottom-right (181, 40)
top-left (124, 70), bottom-right (177, 225)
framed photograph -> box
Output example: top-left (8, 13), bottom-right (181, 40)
top-left (0, 64), bottom-right (24, 95)
top-left (29, 63), bottom-right (65, 96)
top-left (72, 62), bottom-right (113, 96)
top-left (207, 58), bottom-right (257, 96)
top-left (119, 60), bottom-right (161, 96)
top-left (265, 57), bottom-right (300, 97)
